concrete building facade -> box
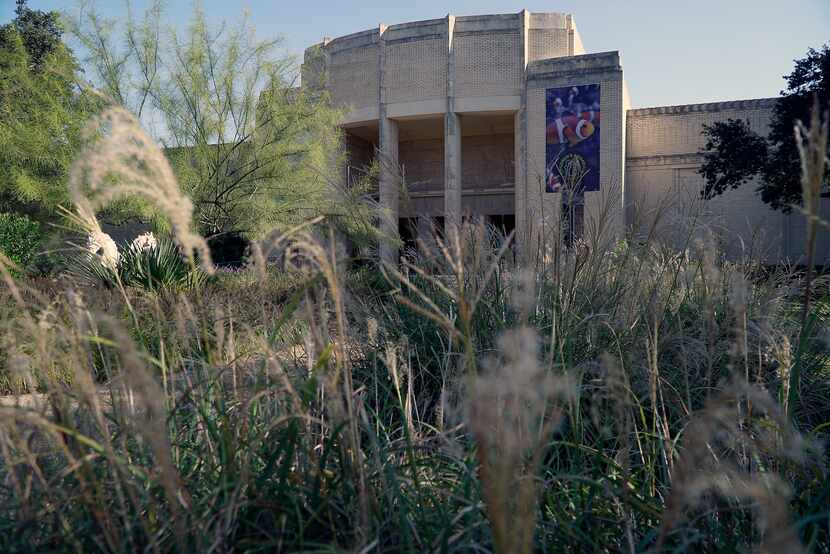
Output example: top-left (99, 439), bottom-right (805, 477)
top-left (303, 10), bottom-right (820, 263)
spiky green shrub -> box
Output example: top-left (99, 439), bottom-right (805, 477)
top-left (119, 236), bottom-right (208, 292)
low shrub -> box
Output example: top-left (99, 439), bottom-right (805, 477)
top-left (0, 212), bottom-right (41, 272)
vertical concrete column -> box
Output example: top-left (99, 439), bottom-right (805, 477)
top-left (516, 10), bottom-right (531, 262)
top-left (377, 24), bottom-right (400, 264)
top-left (378, 113), bottom-right (399, 263)
top-left (444, 15), bottom-right (462, 237)
top-left (444, 113), bottom-right (462, 233)
top-left (566, 14), bottom-right (575, 56)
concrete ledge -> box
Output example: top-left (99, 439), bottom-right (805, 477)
top-left (385, 18), bottom-right (447, 42)
top-left (462, 187), bottom-right (516, 195)
top-left (455, 13), bottom-right (522, 33)
top-left (454, 95), bottom-right (521, 114)
top-left (387, 99), bottom-right (447, 119)
top-left (626, 153), bottom-right (702, 168)
top-left (408, 187), bottom-right (517, 199)
top-left (342, 106), bottom-right (380, 125)
top-left (325, 29), bottom-right (380, 54)
top-left (627, 98), bottom-right (777, 117)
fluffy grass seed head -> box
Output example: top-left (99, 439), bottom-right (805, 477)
top-left (85, 230), bottom-right (120, 270)
top-left (68, 105), bottom-right (213, 274)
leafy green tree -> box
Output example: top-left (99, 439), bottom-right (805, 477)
top-left (699, 44), bottom-right (830, 211)
top-left (0, 0), bottom-right (97, 220)
top-left (68, 2), bottom-right (376, 254)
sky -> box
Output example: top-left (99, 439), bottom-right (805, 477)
top-left (1, 0), bottom-right (828, 108)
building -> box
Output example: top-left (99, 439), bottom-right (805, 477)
top-left (302, 11), bottom-right (826, 264)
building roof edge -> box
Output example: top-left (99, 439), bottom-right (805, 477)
top-left (627, 97), bottom-right (778, 116)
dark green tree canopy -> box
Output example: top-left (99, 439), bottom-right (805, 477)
top-left (10, 0), bottom-right (62, 69)
top-left (699, 44), bottom-right (830, 211)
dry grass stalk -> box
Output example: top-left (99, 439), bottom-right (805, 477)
top-left (468, 325), bottom-right (573, 554)
top-left (280, 226), bottom-right (371, 542)
top-left (68, 104), bottom-right (213, 274)
top-left (656, 380), bottom-right (811, 553)
top-left (794, 99), bottom-right (829, 331)
top-left (384, 219), bottom-right (514, 378)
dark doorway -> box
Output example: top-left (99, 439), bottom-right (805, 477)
top-left (561, 199), bottom-right (584, 247)
top-left (488, 214), bottom-right (516, 238)
top-left (208, 232), bottom-right (249, 268)
top-left (399, 217), bottom-right (419, 261)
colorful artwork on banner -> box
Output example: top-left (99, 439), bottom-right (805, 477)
top-left (545, 84), bottom-right (601, 193)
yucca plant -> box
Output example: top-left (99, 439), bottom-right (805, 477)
top-left (70, 235), bottom-right (208, 293)
top-left (69, 247), bottom-right (121, 290)
top-left (119, 236), bottom-right (208, 292)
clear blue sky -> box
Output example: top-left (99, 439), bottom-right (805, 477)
top-left (2, 0), bottom-right (828, 108)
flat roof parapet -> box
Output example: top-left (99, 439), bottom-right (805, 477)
top-left (528, 12), bottom-right (572, 29)
top-left (306, 11), bottom-right (574, 57)
top-left (324, 28), bottom-right (380, 54)
top-left (527, 51), bottom-right (621, 80)
top-left (384, 18), bottom-right (447, 42)
top-left (454, 13), bottom-right (525, 32)
top-left (628, 97), bottom-right (778, 116)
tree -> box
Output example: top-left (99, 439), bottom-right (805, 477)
top-left (0, 1), bottom-right (98, 220)
top-left (699, 44), bottom-right (830, 211)
top-left (11, 0), bottom-right (61, 68)
top-left (68, 2), bottom-right (376, 258)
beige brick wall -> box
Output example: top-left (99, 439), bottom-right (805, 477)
top-left (385, 38), bottom-right (447, 103)
top-left (624, 99), bottom-right (798, 262)
top-left (301, 44), bottom-right (327, 92)
top-left (527, 12), bottom-right (572, 62)
top-left (521, 52), bottom-right (626, 256)
top-left (528, 28), bottom-right (570, 62)
top-left (462, 133), bottom-right (515, 190)
top-left (329, 45), bottom-right (379, 109)
top-left (311, 12), bottom-right (576, 111)
top-left (399, 138), bottom-right (444, 193)
top-left (453, 30), bottom-right (524, 97)
top-left (627, 101), bottom-right (774, 158)
top-left (571, 26), bottom-right (585, 55)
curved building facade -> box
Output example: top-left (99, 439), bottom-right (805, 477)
top-left (304, 11), bottom-right (811, 263)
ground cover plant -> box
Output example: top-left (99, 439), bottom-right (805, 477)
top-left (0, 99), bottom-right (828, 553)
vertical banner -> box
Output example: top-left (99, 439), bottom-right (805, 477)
top-left (545, 84), bottom-right (601, 193)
